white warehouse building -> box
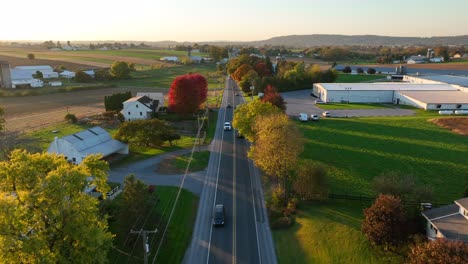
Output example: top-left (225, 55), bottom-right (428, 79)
top-left (312, 83), bottom-right (468, 110)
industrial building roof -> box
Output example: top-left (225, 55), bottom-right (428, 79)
top-left (417, 75), bottom-right (468, 88)
top-left (399, 91), bottom-right (468, 104)
top-left (316, 83), bottom-right (458, 91)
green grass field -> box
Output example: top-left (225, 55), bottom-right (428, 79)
top-left (172, 151), bottom-right (210, 172)
top-left (273, 200), bottom-right (403, 264)
top-left (111, 64), bottom-right (224, 89)
top-left (336, 74), bottom-right (386, 83)
top-left (298, 115), bottom-right (468, 203)
top-left (108, 186), bottom-right (199, 264)
top-left (317, 103), bottom-right (390, 110)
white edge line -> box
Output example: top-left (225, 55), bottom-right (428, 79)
top-left (206, 79), bottom-right (228, 264)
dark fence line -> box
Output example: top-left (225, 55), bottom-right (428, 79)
top-left (304, 192), bottom-right (450, 208)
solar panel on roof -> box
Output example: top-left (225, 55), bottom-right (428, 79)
top-left (73, 134), bottom-right (83, 140)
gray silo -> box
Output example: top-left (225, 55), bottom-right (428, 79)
top-left (0, 61), bottom-right (13, 89)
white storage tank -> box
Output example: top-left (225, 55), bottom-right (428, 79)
top-left (454, 110), bottom-right (468, 115)
top-left (439, 110), bottom-right (454, 115)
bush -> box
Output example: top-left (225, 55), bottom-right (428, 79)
top-left (342, 66), bottom-right (352, 73)
top-left (64, 113), bottom-right (77, 123)
top-left (271, 216), bottom-right (294, 229)
top-left (293, 162), bottom-right (328, 200)
top-left (408, 239), bottom-right (468, 264)
top-left (367, 68), bottom-right (376, 74)
top-left (75, 71), bottom-right (93, 83)
top-left (27, 53), bottom-right (35, 60)
top-left (271, 186), bottom-right (286, 209)
top-left (95, 69), bottom-right (112, 81)
top-left (101, 111), bottom-right (117, 120)
top-left (356, 67), bottom-right (364, 74)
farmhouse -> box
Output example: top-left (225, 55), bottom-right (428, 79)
top-left (121, 95), bottom-right (159, 121)
top-left (47, 126), bottom-right (128, 164)
top-left (14, 65), bottom-right (59, 79)
top-left (421, 198), bottom-right (468, 243)
top-left (136, 92), bottom-right (164, 110)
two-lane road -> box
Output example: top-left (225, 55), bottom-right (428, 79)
top-left (184, 77), bottom-right (276, 264)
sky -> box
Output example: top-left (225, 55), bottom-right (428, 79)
top-left (1, 0), bottom-right (467, 42)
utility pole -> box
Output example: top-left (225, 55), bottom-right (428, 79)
top-left (130, 228), bottom-right (157, 264)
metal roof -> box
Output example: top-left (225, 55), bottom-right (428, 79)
top-left (422, 203), bottom-right (468, 242)
top-left (316, 83), bottom-right (458, 91)
top-left (15, 65), bottom-right (53, 71)
top-left (417, 75), bottom-right (468, 88)
top-left (399, 91), bottom-right (468, 104)
top-left (62, 126), bottom-right (127, 158)
top-left (455, 197), bottom-right (468, 210)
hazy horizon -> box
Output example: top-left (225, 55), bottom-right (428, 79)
top-left (2, 0), bottom-right (467, 42)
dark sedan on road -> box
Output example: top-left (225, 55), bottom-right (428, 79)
top-left (213, 204), bottom-right (225, 227)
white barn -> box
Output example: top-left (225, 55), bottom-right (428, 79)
top-left (121, 95), bottom-right (159, 121)
top-left (14, 65), bottom-right (59, 79)
top-left (11, 69), bottom-right (43, 88)
top-left (47, 126), bottom-right (128, 164)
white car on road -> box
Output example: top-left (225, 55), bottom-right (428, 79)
top-left (224, 122), bottom-right (232, 131)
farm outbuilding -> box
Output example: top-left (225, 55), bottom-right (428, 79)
top-left (47, 126), bottom-right (128, 164)
top-left (14, 65), bottom-right (59, 78)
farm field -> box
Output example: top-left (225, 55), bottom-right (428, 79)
top-left (430, 117), bottom-right (468, 136)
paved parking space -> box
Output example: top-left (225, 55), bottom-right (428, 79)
top-left (281, 89), bottom-right (415, 118)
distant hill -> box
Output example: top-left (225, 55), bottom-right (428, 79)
top-left (197, 34), bottom-right (468, 48)
top-left (249, 35), bottom-right (468, 47)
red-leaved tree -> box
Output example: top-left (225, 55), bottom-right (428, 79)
top-left (231, 64), bottom-right (254, 82)
top-left (362, 194), bottom-right (406, 247)
top-left (255, 62), bottom-right (272, 77)
top-left (261, 85), bottom-right (286, 112)
top-left (408, 239), bottom-right (468, 264)
top-left (168, 74), bottom-right (208, 114)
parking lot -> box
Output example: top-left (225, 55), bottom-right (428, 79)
top-left (281, 89), bottom-right (415, 118)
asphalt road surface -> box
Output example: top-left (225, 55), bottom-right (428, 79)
top-left (184, 78), bottom-right (276, 264)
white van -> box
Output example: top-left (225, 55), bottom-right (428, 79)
top-left (298, 113), bottom-right (308, 122)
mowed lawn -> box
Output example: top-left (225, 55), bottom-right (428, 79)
top-left (274, 200), bottom-right (403, 264)
top-left (298, 115), bottom-right (468, 203)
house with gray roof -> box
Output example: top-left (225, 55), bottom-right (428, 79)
top-left (121, 95), bottom-right (159, 121)
top-left (47, 126), bottom-right (128, 164)
top-left (421, 197), bottom-right (468, 243)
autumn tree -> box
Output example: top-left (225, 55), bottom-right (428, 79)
top-left (255, 61), bottom-right (272, 77)
top-left (75, 70), bottom-right (93, 83)
top-left (342, 66), bottom-right (352, 73)
top-left (110, 61), bottom-right (131, 80)
top-left (27, 53), bottom-right (35, 60)
top-left (362, 194), bottom-right (406, 247)
top-left (249, 113), bottom-right (304, 202)
top-left (0, 150), bottom-right (113, 263)
top-left (408, 239), bottom-right (468, 264)
top-left (232, 100), bottom-right (282, 142)
top-left (293, 162), bottom-right (328, 200)
top-left (261, 85), bottom-right (286, 112)
top-left (114, 119), bottom-right (180, 147)
top-left (232, 64), bottom-right (254, 82)
top-left (168, 73), bottom-right (208, 114)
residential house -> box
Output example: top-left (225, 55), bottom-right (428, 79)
top-left (121, 95), bottom-right (159, 121)
top-left (14, 65), bottom-right (59, 78)
top-left (421, 197), bottom-right (468, 243)
top-left (47, 126), bottom-right (129, 164)
top-left (407, 55), bottom-right (427, 64)
top-left (136, 92), bottom-right (164, 110)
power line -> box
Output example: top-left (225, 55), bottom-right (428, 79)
top-left (152, 107), bottom-right (209, 264)
top-left (130, 228), bottom-right (158, 264)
